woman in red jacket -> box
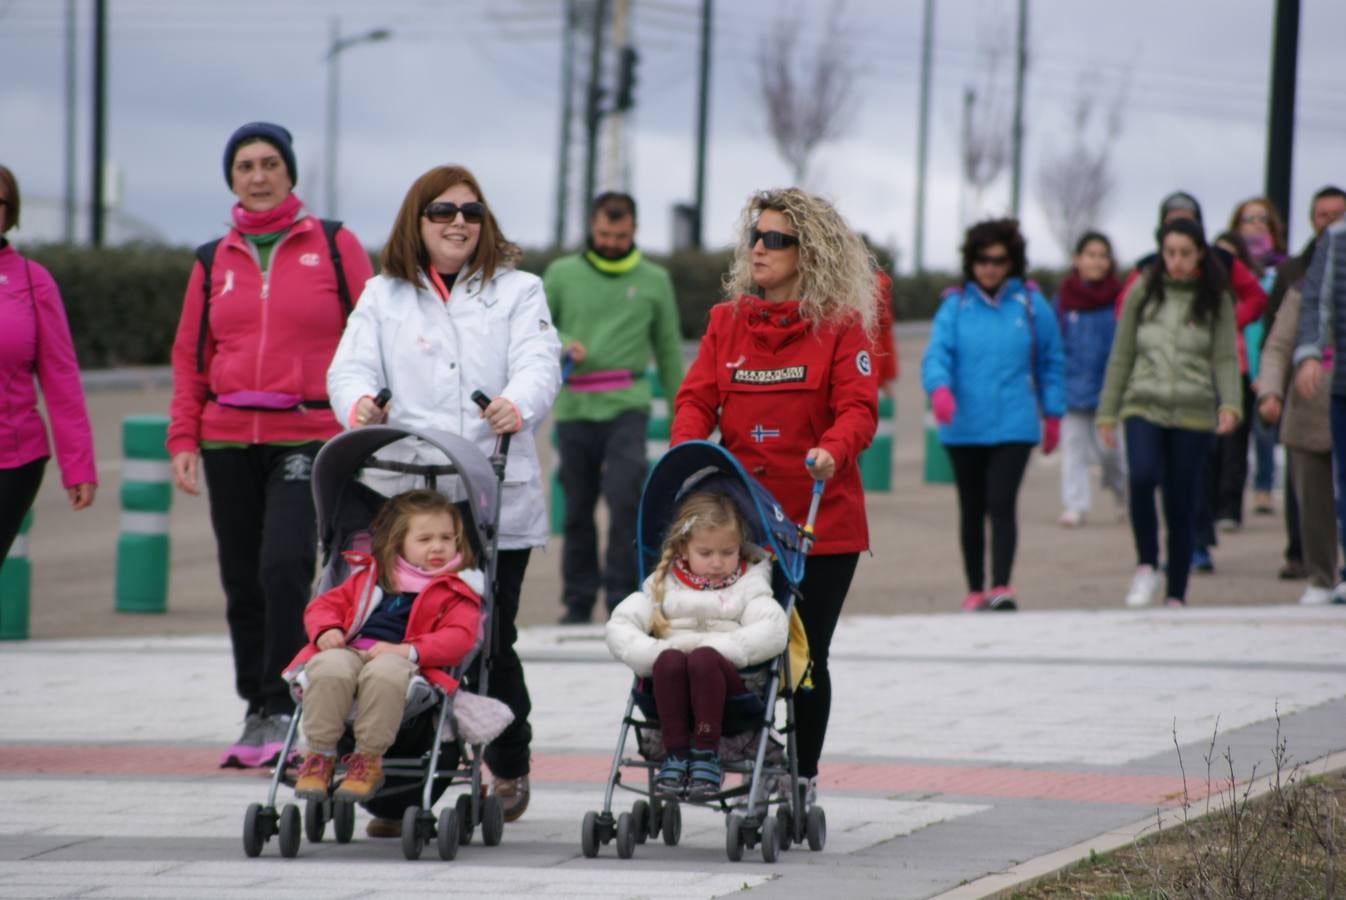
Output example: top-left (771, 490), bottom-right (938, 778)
top-left (672, 187), bottom-right (878, 802)
top-left (167, 123), bottom-right (373, 769)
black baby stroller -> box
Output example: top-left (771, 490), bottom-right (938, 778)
top-left (578, 439), bottom-right (827, 863)
top-left (242, 406), bottom-right (512, 862)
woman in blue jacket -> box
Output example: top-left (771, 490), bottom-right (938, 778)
top-left (921, 218), bottom-right (1065, 611)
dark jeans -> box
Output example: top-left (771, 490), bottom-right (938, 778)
top-left (777, 552), bottom-right (859, 779)
top-left (652, 646), bottom-right (746, 755)
top-left (945, 443), bottom-right (1034, 591)
top-left (1331, 396), bottom-right (1346, 566)
top-left (1124, 418), bottom-right (1213, 602)
top-left (557, 411), bottom-right (648, 615)
top-left (1284, 462), bottom-right (1303, 565)
top-left (478, 548), bottom-right (533, 778)
top-left (1214, 375), bottom-right (1254, 524)
top-left (1194, 442), bottom-right (1217, 551)
top-left (202, 443), bottom-right (322, 717)
top-left (0, 457), bottom-right (46, 563)
top-left (1251, 416), bottom-right (1277, 492)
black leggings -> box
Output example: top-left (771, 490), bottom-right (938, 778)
top-left (475, 548), bottom-right (534, 779)
top-left (945, 443), bottom-right (1034, 592)
top-left (0, 457), bottom-right (46, 563)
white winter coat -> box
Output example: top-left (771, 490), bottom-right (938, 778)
top-left (605, 559), bottom-right (788, 677)
top-left (328, 267), bottom-right (562, 549)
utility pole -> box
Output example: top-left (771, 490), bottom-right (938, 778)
top-left (605, 0), bottom-right (628, 190)
top-left (324, 19), bottom-right (391, 220)
top-left (1264, 0), bottom-right (1299, 226)
top-left (912, 0), bottom-right (934, 273)
top-left (582, 0), bottom-right (610, 223)
top-left (959, 87), bottom-right (974, 230)
top-left (691, 0), bottom-right (713, 249)
top-left (1009, 0), bottom-right (1028, 218)
top-left (90, 0), bottom-right (107, 247)
top-left (552, 0), bottom-right (577, 248)
top-left (64, 0), bottom-right (78, 244)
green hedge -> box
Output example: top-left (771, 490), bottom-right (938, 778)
top-left (24, 242), bottom-right (1063, 369)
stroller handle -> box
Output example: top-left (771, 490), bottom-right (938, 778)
top-left (801, 456), bottom-right (825, 555)
top-left (471, 390), bottom-right (512, 476)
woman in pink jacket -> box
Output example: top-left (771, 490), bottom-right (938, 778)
top-left (0, 165), bottom-right (97, 562)
top-left (167, 123), bottom-right (372, 769)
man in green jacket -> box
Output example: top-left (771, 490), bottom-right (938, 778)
top-left (545, 193), bottom-right (684, 624)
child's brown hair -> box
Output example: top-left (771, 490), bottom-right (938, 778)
top-left (648, 492), bottom-right (753, 637)
top-left (369, 489), bottom-right (473, 592)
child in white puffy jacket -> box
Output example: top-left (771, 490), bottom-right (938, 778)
top-left (606, 491), bottom-right (787, 800)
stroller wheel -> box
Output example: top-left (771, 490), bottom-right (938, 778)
top-left (648, 796), bottom-right (663, 840)
top-left (759, 814), bottom-right (780, 864)
top-left (437, 807), bottom-right (460, 861)
top-left (401, 806), bottom-right (425, 860)
top-left (481, 794), bottom-right (505, 846)
top-left (455, 793), bottom-right (474, 845)
top-left (806, 805), bottom-right (826, 852)
top-left (661, 801), bottom-right (681, 847)
top-left (333, 799), bottom-right (356, 844)
top-left (616, 812), bottom-right (637, 859)
top-left (725, 813), bottom-right (745, 862)
top-left (242, 803), bottom-right (268, 858)
top-left (631, 800), bottom-right (650, 844)
top-left (580, 810), bottom-right (600, 858)
top-left (277, 804), bottom-right (302, 859)
top-left (303, 798), bottom-right (326, 844)
top-left (775, 807), bottom-right (792, 851)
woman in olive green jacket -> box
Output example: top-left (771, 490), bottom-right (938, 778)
top-left (1097, 218), bottom-right (1240, 608)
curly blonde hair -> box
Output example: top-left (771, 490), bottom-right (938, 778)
top-left (722, 187), bottom-right (877, 334)
top-left (648, 492), bottom-right (755, 638)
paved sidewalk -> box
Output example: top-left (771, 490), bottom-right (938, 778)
top-left (3, 606), bottom-right (1344, 898)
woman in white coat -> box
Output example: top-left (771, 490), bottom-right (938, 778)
top-left (328, 164), bottom-right (561, 825)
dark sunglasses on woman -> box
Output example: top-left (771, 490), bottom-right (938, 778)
top-left (423, 201), bottom-right (485, 224)
top-left (750, 228), bottom-right (799, 250)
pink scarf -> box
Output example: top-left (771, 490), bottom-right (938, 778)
top-left (231, 193), bottom-right (303, 235)
top-left (671, 556), bottom-right (747, 591)
top-left (393, 553), bottom-right (461, 594)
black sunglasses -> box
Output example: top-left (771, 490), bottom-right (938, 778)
top-left (750, 228), bottom-right (799, 250)
top-left (423, 201), bottom-right (485, 224)
top-left (974, 253), bottom-right (1011, 266)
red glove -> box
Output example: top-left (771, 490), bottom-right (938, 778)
top-left (930, 386), bottom-right (956, 426)
top-left (1041, 417), bottom-right (1061, 455)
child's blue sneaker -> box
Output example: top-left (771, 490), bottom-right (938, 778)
top-left (1191, 548), bottom-right (1215, 574)
top-left (656, 754), bottom-right (688, 797)
top-left (686, 749), bottom-right (722, 800)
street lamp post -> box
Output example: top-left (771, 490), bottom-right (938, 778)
top-left (325, 18), bottom-right (391, 220)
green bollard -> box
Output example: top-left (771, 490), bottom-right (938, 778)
top-left (116, 415), bottom-right (172, 613)
top-left (645, 368), bottom-right (670, 464)
top-left (860, 395), bottom-right (895, 492)
top-left (0, 509), bottom-right (33, 640)
top-left (922, 397), bottom-right (955, 485)
top-left (549, 428), bottom-right (565, 536)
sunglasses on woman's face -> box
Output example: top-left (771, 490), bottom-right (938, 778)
top-left (423, 201), bottom-right (485, 224)
top-left (750, 228), bottom-right (799, 250)
top-left (1240, 213), bottom-right (1269, 225)
top-left (974, 253), bottom-right (1011, 266)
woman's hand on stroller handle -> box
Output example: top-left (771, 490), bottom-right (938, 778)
top-left (804, 447), bottom-right (835, 481)
top-left (472, 390), bottom-right (521, 435)
top-left (352, 391), bottom-right (391, 427)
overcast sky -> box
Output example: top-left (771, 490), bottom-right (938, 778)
top-left (3, 0), bottom-right (1345, 271)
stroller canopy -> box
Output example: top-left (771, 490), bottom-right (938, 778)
top-left (637, 440), bottom-right (809, 586)
top-left (311, 426), bottom-right (499, 564)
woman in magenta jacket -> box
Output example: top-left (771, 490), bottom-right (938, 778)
top-left (167, 123), bottom-right (373, 769)
top-left (0, 165), bottom-right (97, 563)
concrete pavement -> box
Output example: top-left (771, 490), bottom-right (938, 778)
top-left (3, 606), bottom-right (1344, 898)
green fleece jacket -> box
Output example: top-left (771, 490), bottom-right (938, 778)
top-left (1096, 276), bottom-right (1242, 432)
top-left (543, 251), bottom-right (684, 422)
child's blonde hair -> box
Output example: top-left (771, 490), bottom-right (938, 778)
top-left (648, 492), bottom-right (753, 637)
top-left (369, 489), bottom-right (473, 592)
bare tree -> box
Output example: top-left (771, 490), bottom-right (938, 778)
top-left (755, 1), bottom-right (859, 185)
top-left (1036, 74), bottom-right (1128, 256)
top-left (959, 21), bottom-right (1014, 225)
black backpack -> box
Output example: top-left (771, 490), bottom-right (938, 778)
top-left (193, 218), bottom-right (353, 373)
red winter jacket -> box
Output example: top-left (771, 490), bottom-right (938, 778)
top-left (284, 553), bottom-right (482, 693)
top-left (671, 296), bottom-right (878, 554)
top-left (166, 215), bottom-right (373, 455)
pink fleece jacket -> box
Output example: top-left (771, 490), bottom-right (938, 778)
top-left (0, 243), bottom-right (97, 487)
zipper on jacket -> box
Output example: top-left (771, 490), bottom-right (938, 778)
top-left (250, 224), bottom-right (302, 443)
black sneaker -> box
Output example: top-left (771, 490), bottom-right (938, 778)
top-left (558, 608), bottom-right (591, 625)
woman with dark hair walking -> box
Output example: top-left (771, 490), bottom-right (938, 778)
top-left (921, 218), bottom-right (1065, 612)
top-left (1097, 217), bottom-right (1241, 608)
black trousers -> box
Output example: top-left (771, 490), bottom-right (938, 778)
top-left (474, 548), bottom-right (533, 778)
top-left (1214, 375), bottom-right (1255, 524)
top-left (945, 443), bottom-right (1034, 592)
top-left (0, 457), bottom-right (46, 563)
top-left (778, 552), bottom-right (859, 779)
top-left (557, 411), bottom-right (648, 614)
top-left (202, 443), bottom-right (322, 717)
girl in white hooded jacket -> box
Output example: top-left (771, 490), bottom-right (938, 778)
top-left (606, 491), bottom-right (787, 800)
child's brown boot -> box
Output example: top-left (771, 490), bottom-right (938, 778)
top-left (334, 751), bottom-right (385, 801)
top-left (293, 753), bottom-right (335, 800)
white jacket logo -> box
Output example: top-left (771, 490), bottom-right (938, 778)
top-left (299, 253), bottom-right (321, 267)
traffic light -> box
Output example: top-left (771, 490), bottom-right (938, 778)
top-left (615, 45), bottom-right (639, 112)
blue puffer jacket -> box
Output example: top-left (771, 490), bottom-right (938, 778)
top-left (921, 278), bottom-right (1065, 446)
top-left (1057, 302), bottom-right (1116, 412)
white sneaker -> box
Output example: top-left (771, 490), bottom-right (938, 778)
top-left (1332, 582), bottom-right (1346, 605)
top-left (1298, 585), bottom-right (1333, 606)
top-left (1058, 510), bottom-right (1084, 527)
top-left (1125, 566), bottom-right (1160, 608)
